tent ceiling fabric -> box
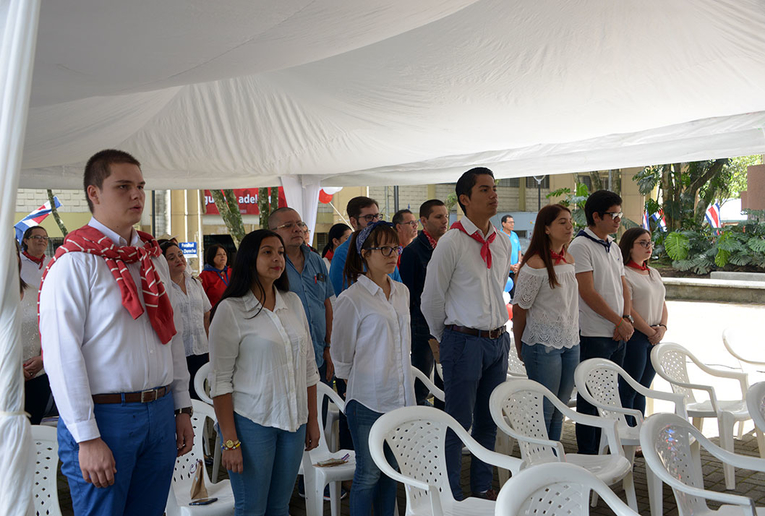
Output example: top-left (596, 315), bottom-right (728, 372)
top-left (19, 0), bottom-right (765, 190)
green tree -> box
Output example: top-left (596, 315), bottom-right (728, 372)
top-left (210, 189), bottom-right (245, 247)
top-left (46, 189), bottom-right (68, 237)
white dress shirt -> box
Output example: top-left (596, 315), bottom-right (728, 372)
top-left (421, 216), bottom-right (512, 341)
top-left (39, 218), bottom-right (191, 443)
top-left (331, 275), bottom-right (416, 413)
top-left (170, 272), bottom-right (212, 356)
top-left (20, 252), bottom-right (49, 289)
top-left (208, 289), bottom-right (319, 432)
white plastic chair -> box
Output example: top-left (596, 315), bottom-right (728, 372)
top-left (165, 400), bottom-right (235, 516)
top-left (302, 382), bottom-right (355, 516)
top-left (747, 382), bottom-right (765, 439)
top-left (411, 365), bottom-right (445, 402)
top-left (640, 413), bottom-right (765, 516)
top-left (574, 358), bottom-right (687, 516)
top-left (192, 362), bottom-right (224, 483)
top-left (369, 405), bottom-right (521, 516)
top-left (32, 425), bottom-right (63, 516)
top-left (723, 328), bottom-right (765, 380)
top-left (506, 334), bottom-right (527, 379)
top-left (651, 342), bottom-right (765, 489)
top-left (490, 380), bottom-right (635, 511)
top-left (495, 462), bottom-right (639, 516)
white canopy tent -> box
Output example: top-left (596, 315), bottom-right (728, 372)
top-left (3, 0), bottom-right (765, 513)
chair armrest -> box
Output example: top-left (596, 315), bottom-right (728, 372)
top-left (656, 471), bottom-right (757, 516)
top-left (703, 435), bottom-right (765, 473)
top-left (464, 441), bottom-right (523, 475)
top-left (688, 357), bottom-right (750, 396)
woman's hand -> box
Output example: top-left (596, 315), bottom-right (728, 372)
top-left (305, 418), bottom-right (321, 451)
top-left (222, 447), bottom-right (243, 474)
top-left (23, 356), bottom-right (43, 381)
top-left (649, 326), bottom-right (666, 345)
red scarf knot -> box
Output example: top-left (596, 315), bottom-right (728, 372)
top-left (23, 250), bottom-right (45, 269)
top-left (423, 230), bottom-right (438, 250)
top-left (551, 248), bottom-right (568, 265)
top-left (626, 260), bottom-right (649, 272)
top-left (451, 220), bottom-right (496, 268)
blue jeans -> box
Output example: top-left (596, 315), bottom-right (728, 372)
top-left (57, 392), bottom-right (176, 516)
top-left (411, 321), bottom-right (441, 407)
top-left (346, 400), bottom-right (398, 516)
top-left (521, 343), bottom-right (580, 442)
top-left (229, 413), bottom-right (306, 516)
top-left (440, 328), bottom-right (510, 500)
top-left (619, 330), bottom-right (657, 425)
top-left (575, 336), bottom-right (626, 454)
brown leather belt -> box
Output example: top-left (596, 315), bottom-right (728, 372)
top-left (446, 324), bottom-right (506, 340)
top-left (92, 385), bottom-right (171, 404)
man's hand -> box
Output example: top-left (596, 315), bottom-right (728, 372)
top-left (323, 347), bottom-right (335, 381)
top-left (305, 417), bottom-right (321, 451)
top-left (79, 438), bottom-right (117, 488)
top-left (614, 319), bottom-right (634, 342)
top-left (175, 413), bottom-right (194, 456)
top-left (23, 356), bottom-right (43, 381)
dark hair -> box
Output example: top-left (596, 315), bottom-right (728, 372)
top-left (84, 149), bottom-right (141, 212)
top-left (21, 226), bottom-right (47, 251)
top-left (584, 190), bottom-right (622, 226)
top-left (520, 204), bottom-right (572, 289)
top-left (204, 244), bottom-right (228, 268)
top-left (322, 223), bottom-right (351, 258)
top-left (160, 240), bottom-right (180, 256)
top-left (392, 209), bottom-right (413, 227)
top-left (419, 199), bottom-right (445, 219)
top-left (267, 207), bottom-right (297, 229)
top-left (346, 196), bottom-right (379, 220)
top-left (343, 224), bottom-right (399, 286)
top-left (501, 214), bottom-right (514, 224)
top-left (619, 227), bottom-right (653, 276)
top-left (455, 167), bottom-right (494, 214)
top-left (15, 240), bottom-right (28, 294)
top-left (211, 230), bottom-right (289, 320)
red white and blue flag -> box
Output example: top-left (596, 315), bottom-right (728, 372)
top-left (705, 202), bottom-right (722, 229)
top-left (14, 197), bottom-right (62, 244)
top-left (651, 211), bottom-right (667, 232)
top-left (642, 211), bottom-right (650, 230)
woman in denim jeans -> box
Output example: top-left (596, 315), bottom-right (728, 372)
top-left (512, 204), bottom-right (579, 441)
top-left (332, 222), bottom-right (416, 516)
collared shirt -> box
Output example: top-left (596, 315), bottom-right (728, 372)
top-left (331, 275), bottom-right (416, 413)
top-left (399, 231), bottom-right (435, 328)
top-left (504, 230), bottom-right (521, 265)
top-left (170, 272), bottom-right (212, 356)
top-left (329, 238), bottom-right (402, 295)
top-left (209, 289), bottom-right (319, 432)
top-left (20, 252), bottom-right (50, 289)
top-left (421, 216), bottom-right (512, 341)
top-left (568, 227), bottom-right (625, 337)
top-left (285, 244), bottom-right (334, 367)
top-left (39, 217), bottom-right (190, 443)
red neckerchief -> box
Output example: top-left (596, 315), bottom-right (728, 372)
top-left (451, 220), bottom-right (496, 268)
top-left (22, 250), bottom-right (45, 269)
top-left (423, 229), bottom-right (438, 250)
top-left (39, 225), bottom-right (176, 344)
top-left (551, 248), bottom-right (568, 265)
top-left (325, 249), bottom-right (334, 262)
top-left (626, 260), bottom-right (649, 272)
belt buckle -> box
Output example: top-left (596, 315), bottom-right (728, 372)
top-left (140, 389), bottom-right (157, 403)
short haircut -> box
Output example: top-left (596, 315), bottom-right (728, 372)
top-left (419, 199), bottom-right (445, 219)
top-left (204, 243), bottom-right (228, 268)
top-left (21, 225), bottom-right (47, 251)
top-left (267, 207), bottom-right (297, 229)
top-left (346, 196), bottom-right (379, 220)
top-left (584, 190), bottom-right (623, 226)
top-left (392, 209), bottom-right (413, 227)
top-left (83, 149), bottom-right (141, 212)
top-left (455, 167), bottom-right (494, 213)
top-left (501, 214), bottom-right (514, 224)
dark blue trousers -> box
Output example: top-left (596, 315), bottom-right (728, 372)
top-left (619, 330), bottom-right (657, 425)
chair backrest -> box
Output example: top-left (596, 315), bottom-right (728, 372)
top-left (574, 358), bottom-right (632, 428)
top-left (32, 425), bottom-right (62, 516)
top-left (411, 365), bottom-right (445, 402)
top-left (306, 382), bottom-right (347, 459)
top-left (723, 327), bottom-right (765, 369)
top-left (506, 337), bottom-right (527, 378)
top-left (650, 343), bottom-right (697, 404)
top-left (173, 399), bottom-right (216, 486)
top-left (495, 463), bottom-right (639, 516)
top-left (193, 362), bottom-right (213, 405)
top-left (746, 381), bottom-right (765, 433)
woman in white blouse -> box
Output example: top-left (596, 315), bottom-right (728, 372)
top-left (209, 230), bottom-right (320, 516)
top-left (161, 241), bottom-right (212, 399)
top-left (332, 221), bottom-right (416, 516)
top-left (512, 204), bottom-right (578, 441)
top-left (618, 228), bottom-right (667, 420)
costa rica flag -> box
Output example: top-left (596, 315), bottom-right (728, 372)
top-left (705, 202), bottom-right (721, 229)
top-left (14, 197), bottom-right (62, 244)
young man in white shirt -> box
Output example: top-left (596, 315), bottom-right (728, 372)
top-left (568, 189), bottom-right (633, 455)
top-left (422, 168), bottom-right (512, 501)
top-left (39, 149), bottom-right (194, 516)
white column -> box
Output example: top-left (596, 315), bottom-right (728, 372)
top-left (281, 175), bottom-right (321, 238)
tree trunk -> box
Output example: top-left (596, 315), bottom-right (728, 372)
top-left (269, 186), bottom-right (279, 213)
top-left (211, 189), bottom-right (245, 247)
top-left (46, 189), bottom-right (68, 237)
top-left (588, 171), bottom-right (603, 191)
top-left (258, 187), bottom-right (270, 229)
top-left (610, 169), bottom-right (622, 196)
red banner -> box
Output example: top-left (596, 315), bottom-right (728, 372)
top-left (203, 188), bottom-right (287, 215)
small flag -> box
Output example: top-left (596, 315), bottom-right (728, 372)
top-left (642, 211), bottom-right (650, 230)
top-left (14, 197), bottom-right (62, 244)
top-left (651, 211), bottom-right (667, 232)
top-left (705, 202), bottom-right (721, 229)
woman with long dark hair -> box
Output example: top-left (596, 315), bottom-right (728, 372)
top-left (199, 243), bottom-right (231, 306)
top-left (208, 230), bottom-right (320, 516)
top-left (321, 223), bottom-right (352, 271)
top-left (512, 204), bottom-right (578, 441)
top-left (332, 221), bottom-right (415, 516)
top-left (618, 228), bottom-right (667, 421)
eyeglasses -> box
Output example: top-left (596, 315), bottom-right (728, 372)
top-left (367, 245), bottom-right (403, 257)
top-left (28, 235), bottom-right (48, 241)
top-left (401, 221), bottom-right (418, 228)
top-left (635, 241), bottom-right (654, 248)
top-left (357, 213), bottom-right (382, 223)
top-left (602, 211), bottom-right (623, 220)
top-left (274, 221), bottom-right (307, 231)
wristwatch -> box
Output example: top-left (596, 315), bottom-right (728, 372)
top-left (222, 439), bottom-right (241, 451)
top-left (174, 406), bottom-right (193, 417)
top-left (622, 314), bottom-right (634, 323)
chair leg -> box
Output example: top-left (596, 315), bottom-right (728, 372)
top-left (329, 481), bottom-right (341, 516)
top-left (646, 467), bottom-right (663, 516)
top-left (622, 471), bottom-right (638, 512)
top-left (719, 413), bottom-right (736, 490)
top-left (691, 417), bottom-right (704, 432)
top-left (495, 433), bottom-right (512, 487)
top-left (755, 426), bottom-right (765, 459)
top-left (211, 433), bottom-right (222, 482)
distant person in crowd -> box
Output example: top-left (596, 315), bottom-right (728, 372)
top-left (19, 225), bottom-right (50, 288)
top-left (39, 149), bottom-right (193, 515)
top-left (270, 207), bottom-right (335, 385)
top-left (618, 228), bottom-right (667, 422)
top-left (393, 208), bottom-right (418, 250)
top-left (200, 243), bottom-right (231, 307)
top-left (332, 222), bottom-right (415, 516)
top-left (321, 222), bottom-right (352, 271)
top-left (329, 196), bottom-right (402, 295)
top-left (399, 199), bottom-right (449, 406)
top-left (568, 189), bottom-right (632, 455)
top-left (512, 204), bottom-right (578, 441)
top-left (209, 230), bottom-right (319, 516)
top-left (302, 225), bottom-right (319, 254)
top-left (501, 214), bottom-right (522, 298)
top-left (162, 241), bottom-right (212, 399)
top-left (422, 167), bottom-right (512, 501)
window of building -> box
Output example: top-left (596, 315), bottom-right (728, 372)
top-left (498, 178), bottom-right (520, 187)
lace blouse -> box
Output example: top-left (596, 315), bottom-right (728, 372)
top-left (512, 263), bottom-right (579, 349)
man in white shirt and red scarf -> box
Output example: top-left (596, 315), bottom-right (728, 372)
top-left (39, 149), bottom-right (194, 516)
top-left (422, 168), bottom-right (512, 501)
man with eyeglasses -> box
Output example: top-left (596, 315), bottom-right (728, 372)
top-left (328, 196), bottom-right (402, 295)
top-left (568, 189), bottom-right (633, 455)
top-left (392, 209), bottom-right (418, 250)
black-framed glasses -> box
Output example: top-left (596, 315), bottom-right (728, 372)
top-left (636, 241), bottom-right (654, 248)
top-left (28, 235), bottom-right (49, 241)
top-left (357, 213), bottom-right (383, 223)
top-left (275, 221), bottom-right (307, 231)
top-left (368, 245), bottom-right (403, 257)
top-left (603, 211), bottom-right (623, 220)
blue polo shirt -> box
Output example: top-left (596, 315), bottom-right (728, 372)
top-left (286, 244), bottom-right (334, 367)
top-left (329, 238), bottom-right (402, 295)
top-left (507, 230), bottom-right (521, 265)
